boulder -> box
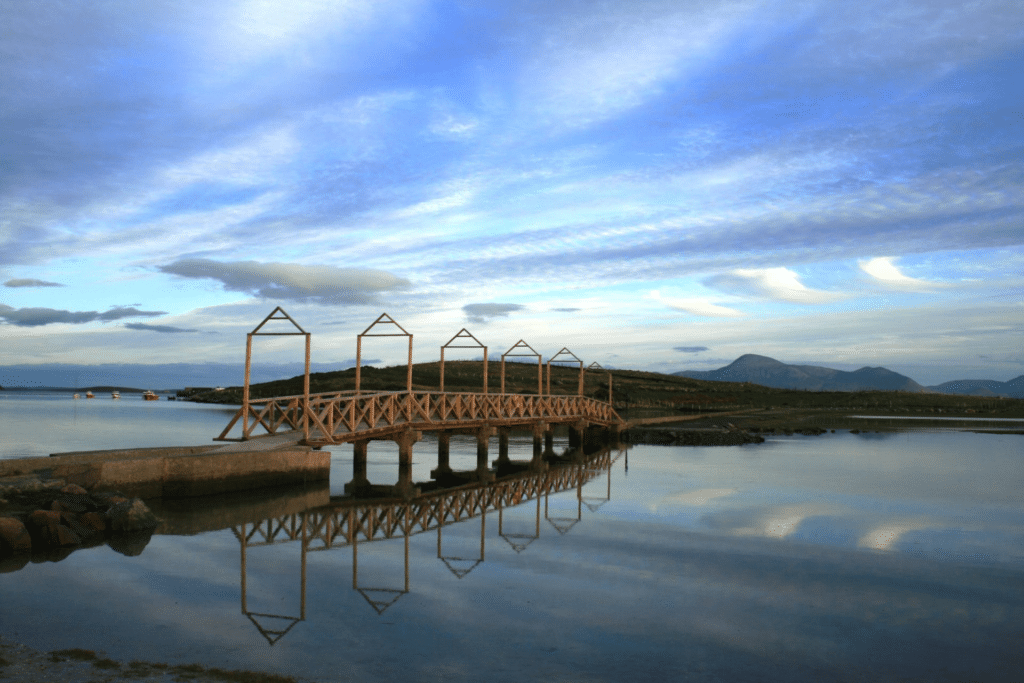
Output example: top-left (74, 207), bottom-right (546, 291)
top-left (26, 510), bottom-right (81, 547)
top-left (107, 499), bottom-right (158, 532)
top-left (0, 517), bottom-right (32, 554)
top-left (78, 512), bottom-right (108, 533)
top-left (60, 484), bottom-right (89, 495)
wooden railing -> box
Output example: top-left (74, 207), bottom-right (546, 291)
top-left (216, 390), bottom-right (623, 444)
top-left (234, 449), bottom-right (620, 549)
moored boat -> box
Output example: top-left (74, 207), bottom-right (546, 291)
top-left (142, 390), bottom-right (159, 401)
top-left (111, 391), bottom-right (120, 399)
top-left (85, 391), bottom-right (95, 399)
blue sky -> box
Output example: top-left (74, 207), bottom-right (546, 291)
top-left (1, 0), bottom-right (1022, 385)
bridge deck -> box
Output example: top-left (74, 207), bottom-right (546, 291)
top-left (217, 390), bottom-right (623, 445)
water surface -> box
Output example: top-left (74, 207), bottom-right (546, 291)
top-left (1, 394), bottom-right (1022, 681)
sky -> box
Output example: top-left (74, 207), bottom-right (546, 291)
top-left (2, 0), bottom-right (1022, 387)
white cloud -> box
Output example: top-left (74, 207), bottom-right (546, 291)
top-left (858, 519), bottom-right (936, 550)
top-left (704, 267), bottom-right (838, 304)
top-left (859, 257), bottom-right (938, 290)
top-left (650, 488), bottom-right (737, 512)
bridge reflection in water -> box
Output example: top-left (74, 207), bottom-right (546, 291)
top-left (233, 446), bottom-right (626, 643)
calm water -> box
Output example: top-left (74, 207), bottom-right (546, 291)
top-left (2, 393), bottom-right (1023, 682)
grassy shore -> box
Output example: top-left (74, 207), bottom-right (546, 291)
top-left (181, 360), bottom-right (1024, 434)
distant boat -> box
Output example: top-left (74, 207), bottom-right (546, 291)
top-left (111, 391), bottom-right (121, 399)
top-left (73, 393), bottom-right (81, 399)
top-left (142, 390), bottom-right (159, 401)
top-left (85, 391), bottom-right (95, 399)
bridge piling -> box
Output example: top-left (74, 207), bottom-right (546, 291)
top-left (431, 432), bottom-right (453, 479)
top-left (568, 420), bottom-right (590, 450)
top-left (496, 428), bottom-right (510, 467)
top-left (393, 429), bottom-right (421, 498)
top-left (345, 440), bottom-right (371, 496)
top-left (475, 426), bottom-right (496, 482)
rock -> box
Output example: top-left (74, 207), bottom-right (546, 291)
top-left (78, 511), bottom-right (107, 533)
top-left (0, 554), bottom-right (30, 573)
top-left (60, 484), bottom-right (89, 495)
top-left (0, 517), bottom-right (32, 554)
top-left (107, 499), bottom-right (158, 532)
top-left (26, 510), bottom-right (81, 547)
top-left (107, 529), bottom-right (154, 557)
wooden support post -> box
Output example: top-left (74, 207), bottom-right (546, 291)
top-left (243, 333), bottom-right (253, 438)
top-left (355, 336), bottom-right (362, 395)
top-left (303, 332), bottom-right (311, 440)
top-left (407, 335), bottom-right (413, 393)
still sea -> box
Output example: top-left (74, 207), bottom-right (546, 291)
top-left (2, 391), bottom-right (1023, 682)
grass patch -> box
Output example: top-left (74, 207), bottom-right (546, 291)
top-left (205, 667), bottom-right (297, 683)
top-left (50, 647), bottom-right (97, 662)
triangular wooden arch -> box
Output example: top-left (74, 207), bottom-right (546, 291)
top-left (355, 313), bottom-right (413, 393)
top-left (502, 339), bottom-right (540, 357)
top-left (443, 328), bottom-right (485, 348)
top-left (251, 306), bottom-right (307, 335)
top-left (360, 312), bottom-right (410, 336)
top-left (245, 612), bottom-right (302, 646)
top-left (500, 340), bottom-right (542, 395)
top-left (546, 347), bottom-right (584, 396)
top-left (440, 328), bottom-right (488, 394)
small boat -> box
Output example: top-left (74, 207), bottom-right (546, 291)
top-left (142, 390), bottom-right (159, 401)
top-left (73, 393), bottom-right (81, 399)
top-left (85, 391), bottom-right (95, 399)
top-left (111, 391), bottom-right (121, 399)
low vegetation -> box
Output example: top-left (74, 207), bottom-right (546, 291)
top-left (180, 361), bottom-right (1024, 433)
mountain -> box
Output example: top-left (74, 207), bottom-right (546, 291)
top-left (674, 354), bottom-right (927, 392)
top-left (926, 376), bottom-right (1024, 398)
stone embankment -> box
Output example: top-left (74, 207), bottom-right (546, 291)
top-left (0, 476), bottom-right (159, 571)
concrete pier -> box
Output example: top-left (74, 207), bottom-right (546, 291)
top-left (0, 443), bottom-right (329, 499)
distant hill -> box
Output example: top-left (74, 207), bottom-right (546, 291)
top-left (674, 354), bottom-right (927, 393)
top-left (926, 376), bottom-right (1024, 398)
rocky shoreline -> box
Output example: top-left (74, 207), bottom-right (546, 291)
top-left (0, 475), bottom-right (159, 571)
top-left (0, 635), bottom-right (305, 683)
top-left (623, 425), bottom-right (767, 446)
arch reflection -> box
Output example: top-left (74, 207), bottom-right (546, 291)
top-left (233, 446), bottom-right (626, 642)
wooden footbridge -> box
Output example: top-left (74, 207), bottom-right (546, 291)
top-left (216, 309), bottom-right (624, 450)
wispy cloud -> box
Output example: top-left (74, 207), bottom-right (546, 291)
top-left (124, 323), bottom-right (200, 334)
top-left (0, 305), bottom-right (165, 327)
top-left (674, 346), bottom-right (710, 353)
top-left (650, 291), bottom-right (743, 318)
top-left (4, 278), bottom-right (64, 288)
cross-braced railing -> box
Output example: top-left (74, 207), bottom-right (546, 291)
top-left (231, 450), bottom-right (618, 550)
top-left (216, 390), bottom-right (622, 444)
